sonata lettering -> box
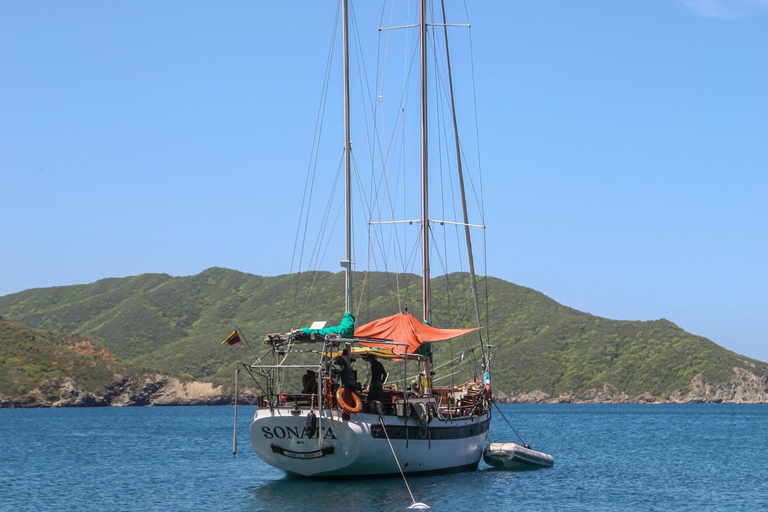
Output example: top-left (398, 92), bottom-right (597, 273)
top-left (261, 426), bottom-right (337, 440)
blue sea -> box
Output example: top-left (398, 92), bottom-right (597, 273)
top-left (1, 404), bottom-right (766, 511)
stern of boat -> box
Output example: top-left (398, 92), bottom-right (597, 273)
top-left (250, 407), bottom-right (360, 477)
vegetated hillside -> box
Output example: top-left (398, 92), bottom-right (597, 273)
top-left (0, 315), bottom-right (253, 408)
top-left (0, 268), bottom-right (430, 384)
top-left (0, 315), bottom-right (132, 401)
top-left (480, 277), bottom-right (768, 400)
top-left (1, 268), bottom-right (766, 402)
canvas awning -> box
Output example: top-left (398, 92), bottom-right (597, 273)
top-left (325, 346), bottom-right (424, 361)
top-left (354, 312), bottom-right (481, 355)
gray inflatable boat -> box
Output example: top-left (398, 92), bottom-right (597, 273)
top-left (483, 442), bottom-right (554, 470)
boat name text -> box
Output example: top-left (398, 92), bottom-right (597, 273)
top-left (261, 426), bottom-right (337, 440)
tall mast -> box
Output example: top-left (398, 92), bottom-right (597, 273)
top-left (440, 0), bottom-right (487, 366)
top-left (342, 0), bottom-right (353, 314)
top-left (420, 0), bottom-right (431, 325)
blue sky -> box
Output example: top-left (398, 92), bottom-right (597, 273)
top-left (1, 1), bottom-right (767, 362)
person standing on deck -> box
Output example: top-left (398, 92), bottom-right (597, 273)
top-left (365, 354), bottom-right (387, 403)
top-left (333, 349), bottom-right (357, 406)
top-left (301, 370), bottom-right (318, 395)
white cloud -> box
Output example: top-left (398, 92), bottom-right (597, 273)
top-left (680, 0), bottom-right (768, 18)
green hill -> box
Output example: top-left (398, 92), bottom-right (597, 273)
top-left (1, 268), bottom-right (766, 402)
top-left (0, 315), bottom-right (252, 408)
top-left (470, 277), bottom-right (768, 397)
top-left (0, 315), bottom-right (135, 402)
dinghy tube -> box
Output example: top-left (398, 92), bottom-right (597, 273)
top-left (483, 442), bottom-right (554, 470)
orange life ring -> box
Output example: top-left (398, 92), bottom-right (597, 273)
top-left (335, 388), bottom-right (363, 414)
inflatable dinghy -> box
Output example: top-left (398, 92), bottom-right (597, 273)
top-left (483, 442), bottom-right (554, 470)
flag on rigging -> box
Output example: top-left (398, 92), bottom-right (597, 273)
top-left (221, 330), bottom-right (241, 346)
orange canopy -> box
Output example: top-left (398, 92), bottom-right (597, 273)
top-left (354, 312), bottom-right (481, 355)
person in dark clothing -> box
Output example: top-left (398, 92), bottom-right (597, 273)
top-left (333, 351), bottom-right (357, 411)
top-left (301, 370), bottom-right (318, 395)
top-left (365, 354), bottom-right (387, 403)
top-left (332, 352), bottom-right (357, 419)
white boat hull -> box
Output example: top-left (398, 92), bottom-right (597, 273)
top-left (250, 407), bottom-right (490, 477)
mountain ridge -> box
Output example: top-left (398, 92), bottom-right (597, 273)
top-left (1, 268), bottom-right (766, 404)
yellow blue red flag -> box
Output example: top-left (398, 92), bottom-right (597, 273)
top-left (221, 330), bottom-right (241, 346)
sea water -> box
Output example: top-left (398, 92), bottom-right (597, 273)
top-left (1, 404), bottom-right (766, 511)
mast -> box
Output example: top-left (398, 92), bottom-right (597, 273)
top-left (439, 0), bottom-right (487, 367)
top-left (420, 0), bottom-right (431, 325)
top-left (342, 0), bottom-right (353, 314)
top-left (419, 0), bottom-right (433, 393)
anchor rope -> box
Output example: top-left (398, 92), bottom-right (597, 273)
top-left (492, 401), bottom-right (530, 448)
top-left (378, 415), bottom-right (425, 508)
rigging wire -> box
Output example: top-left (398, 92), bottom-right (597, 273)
top-left (463, 0), bottom-right (488, 222)
top-left (280, 0), bottom-right (489, 353)
top-left (364, 7), bottom-right (426, 315)
top-left (369, 3), bottom-right (426, 298)
top-left (307, 154), bottom-right (344, 272)
top-left (438, 0), bottom-right (487, 372)
top-left (357, 1), bottom-right (486, 381)
top-left (461, 0), bottom-right (492, 347)
top-left (298, 157), bottom-right (347, 327)
top-left (282, 0), bottom-right (342, 331)
top-left (428, 227), bottom-right (479, 375)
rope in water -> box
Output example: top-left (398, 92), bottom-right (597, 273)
top-left (378, 415), bottom-right (429, 510)
top-left (492, 401), bottom-right (530, 448)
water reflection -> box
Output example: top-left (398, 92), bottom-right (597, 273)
top-left (243, 466), bottom-right (512, 512)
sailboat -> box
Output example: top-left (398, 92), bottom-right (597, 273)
top-left (243, 0), bottom-right (492, 477)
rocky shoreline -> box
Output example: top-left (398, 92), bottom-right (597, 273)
top-left (0, 374), bottom-right (258, 409)
top-left (3, 368), bottom-right (767, 408)
top-left (495, 369), bottom-right (768, 404)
